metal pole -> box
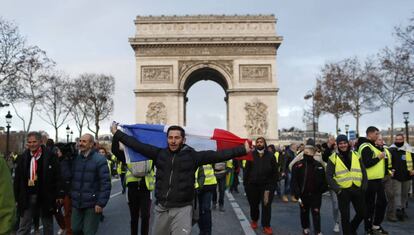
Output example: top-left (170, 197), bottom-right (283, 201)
top-left (313, 97), bottom-right (316, 141)
top-left (6, 124), bottom-right (10, 156)
top-left (66, 134), bottom-right (69, 143)
top-left (405, 120), bottom-right (410, 144)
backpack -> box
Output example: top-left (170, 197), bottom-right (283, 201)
top-left (127, 160), bottom-right (152, 177)
top-left (214, 162), bottom-right (226, 171)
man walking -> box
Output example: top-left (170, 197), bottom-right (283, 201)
top-left (14, 132), bottom-right (62, 235)
top-left (326, 135), bottom-right (367, 235)
top-left (358, 126), bottom-right (389, 235)
top-left (282, 143), bottom-right (297, 202)
top-left (388, 133), bottom-right (414, 221)
top-left (71, 134), bottom-right (111, 235)
top-left (111, 123), bottom-right (250, 235)
top-left (244, 137), bottom-right (278, 235)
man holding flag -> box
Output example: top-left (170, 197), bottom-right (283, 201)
top-left (110, 123), bottom-right (251, 235)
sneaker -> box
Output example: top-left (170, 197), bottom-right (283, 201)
top-left (290, 195), bottom-right (298, 202)
top-left (57, 229), bottom-right (65, 235)
top-left (282, 195), bottom-right (289, 202)
top-left (212, 204), bottom-right (217, 210)
top-left (303, 228), bottom-right (310, 235)
top-left (372, 226), bottom-right (388, 235)
top-left (263, 226), bottom-right (273, 235)
top-left (219, 206), bottom-right (225, 212)
top-left (365, 229), bottom-right (374, 235)
top-left (250, 220), bottom-right (258, 229)
top-left (387, 214), bottom-right (398, 222)
top-left (333, 222), bottom-right (340, 232)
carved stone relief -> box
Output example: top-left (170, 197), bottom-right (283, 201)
top-left (134, 45), bottom-right (277, 57)
top-left (141, 66), bottom-right (173, 83)
top-left (178, 60), bottom-right (233, 77)
top-left (244, 99), bottom-right (268, 136)
top-left (240, 65), bottom-right (271, 82)
top-left (146, 102), bottom-right (167, 124)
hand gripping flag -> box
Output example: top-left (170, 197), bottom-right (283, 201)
top-left (120, 124), bottom-right (252, 163)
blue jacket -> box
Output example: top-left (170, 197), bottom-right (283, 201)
top-left (71, 150), bottom-right (111, 209)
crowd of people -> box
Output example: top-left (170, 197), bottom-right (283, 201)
top-left (0, 124), bottom-right (413, 235)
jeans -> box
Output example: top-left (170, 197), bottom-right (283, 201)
top-left (198, 189), bottom-right (214, 235)
top-left (71, 207), bottom-right (101, 235)
top-left (300, 194), bottom-right (322, 233)
top-left (283, 172), bottom-right (292, 195)
top-left (338, 187), bottom-right (365, 235)
top-left (364, 180), bottom-right (387, 230)
top-left (212, 176), bottom-right (226, 207)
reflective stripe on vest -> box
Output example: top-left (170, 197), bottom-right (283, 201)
top-left (274, 152), bottom-right (280, 163)
top-left (358, 143), bottom-right (385, 180)
top-left (329, 151), bottom-right (363, 188)
top-left (406, 151), bottom-right (413, 171)
top-left (125, 160), bottom-right (155, 191)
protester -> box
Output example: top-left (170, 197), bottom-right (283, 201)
top-left (291, 138), bottom-right (328, 235)
top-left (112, 138), bottom-right (155, 235)
top-left (326, 135), bottom-right (367, 235)
top-left (195, 164), bottom-right (217, 235)
top-left (71, 134), bottom-right (111, 235)
top-left (111, 123), bottom-right (250, 235)
top-left (14, 131), bottom-right (62, 235)
top-left (282, 143), bottom-right (297, 202)
top-left (358, 127), bottom-right (389, 235)
top-left (212, 160), bottom-right (231, 212)
top-left (0, 156), bottom-right (16, 235)
top-left (244, 137), bottom-right (278, 235)
top-left (389, 133), bottom-right (414, 221)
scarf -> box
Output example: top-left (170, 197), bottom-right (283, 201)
top-left (29, 147), bottom-right (42, 184)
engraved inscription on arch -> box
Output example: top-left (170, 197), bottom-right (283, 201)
top-left (239, 65), bottom-right (271, 82)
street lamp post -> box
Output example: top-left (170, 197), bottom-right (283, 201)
top-left (70, 131), bottom-right (73, 142)
top-left (304, 93), bottom-right (317, 141)
top-left (66, 125), bottom-right (70, 143)
top-left (403, 112), bottom-right (410, 144)
top-left (5, 111), bottom-right (12, 157)
top-left (345, 124), bottom-right (350, 139)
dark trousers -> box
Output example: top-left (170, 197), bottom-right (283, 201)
top-left (300, 194), bottom-right (322, 233)
top-left (230, 172), bottom-right (239, 192)
top-left (212, 176), bottom-right (226, 206)
top-left (364, 180), bottom-right (387, 230)
top-left (120, 173), bottom-right (126, 192)
top-left (127, 182), bottom-right (151, 235)
top-left (17, 195), bottom-right (53, 235)
top-left (246, 184), bottom-right (274, 227)
top-left (71, 207), bottom-right (100, 235)
top-left (337, 187), bottom-right (365, 235)
top-left (198, 188), bottom-right (214, 235)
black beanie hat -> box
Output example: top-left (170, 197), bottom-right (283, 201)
top-left (336, 134), bottom-right (348, 144)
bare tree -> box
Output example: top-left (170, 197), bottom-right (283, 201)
top-left (39, 71), bottom-right (72, 141)
top-left (341, 57), bottom-right (381, 136)
top-left (4, 46), bottom-right (55, 133)
top-left (77, 73), bottom-right (114, 139)
top-left (0, 18), bottom-right (25, 91)
top-left (318, 62), bottom-right (352, 135)
top-left (377, 46), bottom-right (414, 138)
top-left (66, 78), bottom-right (89, 139)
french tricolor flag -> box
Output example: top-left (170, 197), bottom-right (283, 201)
top-left (120, 124), bottom-right (252, 163)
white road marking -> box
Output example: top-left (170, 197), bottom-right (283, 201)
top-left (226, 191), bottom-right (256, 235)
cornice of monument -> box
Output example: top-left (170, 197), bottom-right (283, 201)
top-left (134, 14), bottom-right (277, 24)
top-left (129, 36), bottom-right (283, 46)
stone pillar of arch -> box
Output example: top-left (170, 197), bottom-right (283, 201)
top-left (129, 15), bottom-right (283, 142)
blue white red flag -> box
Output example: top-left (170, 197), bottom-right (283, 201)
top-left (120, 124), bottom-right (252, 162)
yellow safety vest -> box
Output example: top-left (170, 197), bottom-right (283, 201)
top-left (329, 151), bottom-right (363, 188)
top-left (242, 160), bottom-right (246, 168)
top-left (125, 160), bottom-right (155, 191)
top-left (195, 164), bottom-right (217, 189)
top-left (405, 151), bottom-right (413, 171)
top-left (358, 143), bottom-right (386, 180)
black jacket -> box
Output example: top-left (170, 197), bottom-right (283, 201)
top-left (357, 137), bottom-right (389, 178)
top-left (291, 157), bottom-right (328, 198)
top-left (243, 149), bottom-right (278, 189)
top-left (113, 130), bottom-right (246, 208)
top-left (14, 146), bottom-right (62, 215)
top-left (389, 144), bottom-right (414, 182)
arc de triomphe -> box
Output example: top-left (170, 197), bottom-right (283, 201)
top-left (129, 15), bottom-right (283, 142)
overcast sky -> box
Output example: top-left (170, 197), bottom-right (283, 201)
top-left (1, 0), bottom-right (413, 141)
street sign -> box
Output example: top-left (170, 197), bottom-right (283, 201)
top-left (349, 130), bottom-right (356, 140)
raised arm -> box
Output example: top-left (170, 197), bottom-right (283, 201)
top-left (112, 129), bottom-right (161, 161)
top-left (195, 142), bottom-right (250, 166)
